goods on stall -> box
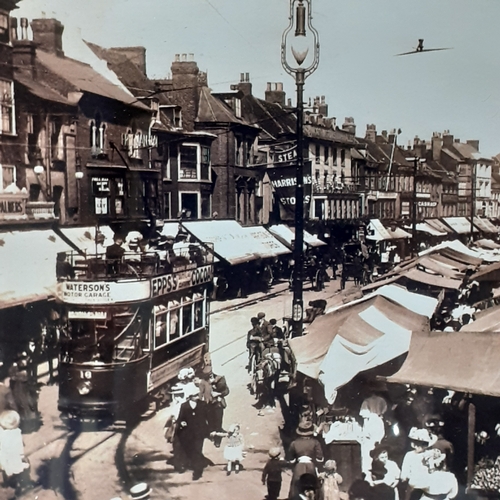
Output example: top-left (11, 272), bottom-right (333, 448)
top-left (471, 457), bottom-right (500, 492)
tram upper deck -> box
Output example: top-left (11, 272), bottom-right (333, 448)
top-left (55, 242), bottom-right (214, 307)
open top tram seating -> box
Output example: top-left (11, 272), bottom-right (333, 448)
top-left (56, 243), bottom-right (214, 281)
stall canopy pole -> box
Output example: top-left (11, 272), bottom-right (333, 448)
top-left (467, 401), bottom-right (476, 487)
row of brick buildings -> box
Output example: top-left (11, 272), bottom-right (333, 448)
top-left (1, 1), bottom-right (499, 241)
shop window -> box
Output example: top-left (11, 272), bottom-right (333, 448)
top-left (201, 193), bottom-right (211, 219)
top-left (92, 177), bottom-right (110, 216)
top-left (180, 144), bottom-right (198, 179)
top-left (180, 192), bottom-right (199, 219)
top-left (1, 165), bottom-right (15, 191)
top-left (0, 79), bottom-right (14, 134)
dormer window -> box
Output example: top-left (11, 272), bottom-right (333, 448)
top-left (161, 105), bottom-right (182, 129)
top-left (150, 99), bottom-right (160, 122)
top-left (234, 98), bottom-right (241, 118)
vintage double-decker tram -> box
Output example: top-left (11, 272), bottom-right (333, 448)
top-left (55, 238), bottom-right (213, 419)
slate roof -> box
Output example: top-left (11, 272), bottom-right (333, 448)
top-left (196, 87), bottom-right (257, 129)
top-left (450, 142), bottom-right (481, 161)
top-left (35, 49), bottom-right (148, 110)
top-left (15, 73), bottom-right (73, 106)
top-left (240, 95), bottom-right (295, 141)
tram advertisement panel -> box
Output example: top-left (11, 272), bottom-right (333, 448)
top-left (57, 265), bottom-right (213, 305)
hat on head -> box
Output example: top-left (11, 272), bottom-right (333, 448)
top-left (408, 427), bottom-right (436, 446)
top-left (269, 318), bottom-right (277, 325)
top-left (257, 312), bottom-right (266, 319)
top-left (228, 423), bottom-right (240, 434)
top-left (251, 317), bottom-right (259, 324)
top-left (178, 368), bottom-right (191, 381)
top-left (129, 482), bottom-right (151, 500)
top-left (296, 422), bottom-right (314, 436)
top-left (183, 384), bottom-right (200, 399)
top-left (298, 473), bottom-right (319, 492)
top-left (269, 447), bottom-right (281, 458)
top-left (324, 460), bottom-right (337, 471)
top-left (0, 410), bottom-right (20, 430)
top-left (370, 460), bottom-right (388, 480)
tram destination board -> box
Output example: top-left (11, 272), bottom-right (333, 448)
top-left (57, 265), bottom-right (213, 305)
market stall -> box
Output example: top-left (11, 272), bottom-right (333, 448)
top-left (387, 330), bottom-right (500, 493)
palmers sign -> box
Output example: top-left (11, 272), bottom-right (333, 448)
top-left (56, 265), bottom-right (213, 305)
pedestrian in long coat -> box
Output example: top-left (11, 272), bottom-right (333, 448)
top-left (174, 384), bottom-right (210, 480)
top-left (208, 370), bottom-right (230, 447)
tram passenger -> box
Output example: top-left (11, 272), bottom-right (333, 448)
top-left (106, 235), bottom-right (125, 274)
top-left (56, 252), bottom-right (75, 280)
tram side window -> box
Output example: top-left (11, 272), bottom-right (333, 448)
top-left (154, 305), bottom-right (168, 348)
top-left (193, 293), bottom-right (204, 330)
top-left (182, 296), bottom-right (193, 335)
top-left (168, 300), bottom-right (180, 342)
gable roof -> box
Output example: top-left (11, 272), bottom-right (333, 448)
top-left (196, 86), bottom-right (257, 129)
top-left (15, 73), bottom-right (73, 106)
top-left (36, 49), bottom-right (148, 110)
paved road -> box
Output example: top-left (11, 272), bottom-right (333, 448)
top-left (16, 277), bottom-right (351, 500)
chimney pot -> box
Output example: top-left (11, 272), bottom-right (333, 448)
top-left (245, 72), bottom-right (249, 82)
top-left (30, 18), bottom-right (64, 56)
top-left (266, 82), bottom-right (271, 91)
top-left (175, 54), bottom-right (180, 62)
top-left (287, 98), bottom-right (292, 106)
top-left (277, 82), bottom-right (283, 91)
top-left (240, 73), bottom-right (244, 82)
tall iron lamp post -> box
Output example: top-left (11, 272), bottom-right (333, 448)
top-left (281, 0), bottom-right (320, 337)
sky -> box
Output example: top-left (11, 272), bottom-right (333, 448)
top-left (14, 0), bottom-right (500, 157)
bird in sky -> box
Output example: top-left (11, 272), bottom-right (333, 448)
top-left (395, 39), bottom-right (452, 56)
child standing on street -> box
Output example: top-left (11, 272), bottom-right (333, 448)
top-left (223, 423), bottom-right (244, 475)
top-left (262, 447), bottom-right (286, 500)
top-left (318, 460), bottom-right (343, 500)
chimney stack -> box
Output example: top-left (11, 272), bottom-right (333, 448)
top-left (236, 72), bottom-right (252, 96)
top-left (171, 53), bottom-right (200, 132)
top-left (318, 95), bottom-right (328, 116)
top-left (431, 132), bottom-right (443, 161)
top-left (442, 130), bottom-right (454, 148)
top-left (365, 124), bottom-right (377, 143)
top-left (265, 82), bottom-right (286, 106)
top-left (30, 18), bottom-right (64, 57)
top-left (342, 117), bottom-right (356, 135)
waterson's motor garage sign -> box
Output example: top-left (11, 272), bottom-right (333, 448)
top-left (57, 265), bottom-right (213, 305)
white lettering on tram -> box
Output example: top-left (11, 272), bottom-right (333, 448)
top-left (151, 266), bottom-right (213, 298)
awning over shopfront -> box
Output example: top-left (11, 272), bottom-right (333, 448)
top-left (267, 224), bottom-right (326, 250)
top-left (290, 285), bottom-right (436, 403)
top-left (426, 219), bottom-right (454, 234)
top-left (442, 216), bottom-right (478, 234)
top-left (473, 217), bottom-right (498, 234)
top-left (181, 220), bottom-right (289, 265)
top-left (386, 331), bottom-right (500, 397)
top-left (367, 219), bottom-right (412, 242)
top-left (0, 229), bottom-right (73, 309)
top-left (406, 222), bottom-right (447, 237)
top-left (239, 226), bottom-right (291, 258)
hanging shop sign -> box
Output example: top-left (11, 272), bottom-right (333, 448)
top-left (268, 162), bottom-right (312, 220)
